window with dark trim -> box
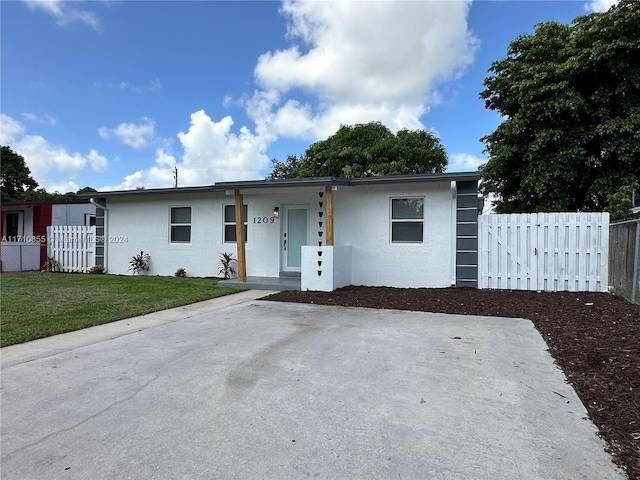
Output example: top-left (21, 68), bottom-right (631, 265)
top-left (391, 198), bottom-right (424, 243)
top-left (224, 204), bottom-right (247, 243)
top-left (170, 207), bottom-right (191, 243)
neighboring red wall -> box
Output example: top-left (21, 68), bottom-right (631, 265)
top-left (33, 204), bottom-right (52, 268)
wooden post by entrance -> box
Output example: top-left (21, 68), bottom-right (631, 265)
top-left (234, 189), bottom-right (247, 282)
top-left (325, 185), bottom-right (334, 246)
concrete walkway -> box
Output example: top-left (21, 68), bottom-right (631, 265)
top-left (0, 295), bottom-right (626, 480)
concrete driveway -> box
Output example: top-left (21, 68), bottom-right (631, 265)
top-left (0, 295), bottom-right (626, 480)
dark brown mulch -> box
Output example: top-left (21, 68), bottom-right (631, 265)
top-left (265, 286), bottom-right (640, 480)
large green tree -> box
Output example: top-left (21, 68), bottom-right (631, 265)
top-left (1, 145), bottom-right (97, 202)
top-left (479, 0), bottom-right (640, 213)
top-left (267, 121), bottom-right (447, 179)
top-left (1, 146), bottom-right (38, 202)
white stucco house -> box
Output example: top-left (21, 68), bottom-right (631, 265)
top-left (82, 172), bottom-right (481, 291)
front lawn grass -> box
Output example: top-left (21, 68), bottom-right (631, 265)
top-left (0, 273), bottom-right (245, 347)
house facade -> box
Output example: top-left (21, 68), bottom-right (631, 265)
top-left (84, 173), bottom-right (480, 291)
top-left (0, 201), bottom-right (96, 272)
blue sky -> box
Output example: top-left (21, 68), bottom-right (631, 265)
top-left (1, 0), bottom-right (616, 192)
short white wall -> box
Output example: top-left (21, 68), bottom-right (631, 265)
top-left (0, 243), bottom-right (41, 271)
top-left (301, 245), bottom-right (352, 291)
top-left (333, 182), bottom-right (454, 288)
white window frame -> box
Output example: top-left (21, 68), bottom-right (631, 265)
top-left (3, 211), bottom-right (24, 240)
top-left (223, 204), bottom-right (248, 243)
top-left (169, 206), bottom-right (191, 244)
top-left (84, 213), bottom-right (96, 227)
top-left (390, 197), bottom-right (424, 244)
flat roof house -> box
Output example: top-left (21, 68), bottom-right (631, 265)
top-left (81, 172), bottom-right (481, 291)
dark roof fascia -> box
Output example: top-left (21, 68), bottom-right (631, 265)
top-left (216, 172), bottom-right (481, 189)
top-left (77, 185), bottom-right (217, 199)
top-left (347, 172), bottom-right (481, 185)
top-left (214, 177), bottom-right (351, 190)
top-left (1, 200), bottom-right (92, 207)
top-left (79, 172), bottom-right (481, 199)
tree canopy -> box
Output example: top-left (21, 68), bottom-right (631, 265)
top-left (1, 145), bottom-right (96, 202)
top-left (267, 122), bottom-right (447, 179)
top-left (1, 146), bottom-right (38, 202)
top-left (479, 0), bottom-right (640, 213)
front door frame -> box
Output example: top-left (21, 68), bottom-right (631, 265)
top-left (280, 204), bottom-right (309, 274)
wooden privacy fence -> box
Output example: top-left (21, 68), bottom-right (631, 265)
top-left (479, 213), bottom-right (609, 292)
top-left (47, 226), bottom-right (96, 273)
top-left (609, 219), bottom-right (639, 303)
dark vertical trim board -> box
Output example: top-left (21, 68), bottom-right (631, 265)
top-left (455, 181), bottom-right (479, 287)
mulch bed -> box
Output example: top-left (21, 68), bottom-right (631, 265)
top-left (265, 286), bottom-right (640, 480)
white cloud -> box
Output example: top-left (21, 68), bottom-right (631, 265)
top-left (47, 180), bottom-right (80, 194)
top-left (103, 110), bottom-right (274, 190)
top-left (0, 114), bottom-right (26, 144)
top-left (585, 0), bottom-right (618, 12)
top-left (98, 118), bottom-right (155, 149)
top-left (448, 153), bottom-right (485, 172)
top-left (0, 114), bottom-right (109, 191)
top-left (246, 0), bottom-right (477, 141)
top-left (87, 149), bottom-right (108, 171)
top-left (22, 0), bottom-right (99, 30)
top-left (22, 112), bottom-right (57, 126)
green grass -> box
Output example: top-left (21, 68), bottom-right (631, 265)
top-left (0, 273), bottom-right (245, 347)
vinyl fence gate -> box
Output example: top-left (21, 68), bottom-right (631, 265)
top-left (47, 226), bottom-right (96, 273)
top-left (479, 212), bottom-right (609, 292)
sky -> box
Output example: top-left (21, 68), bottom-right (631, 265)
top-left (1, 0), bottom-right (618, 193)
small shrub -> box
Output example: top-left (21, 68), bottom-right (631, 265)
top-left (43, 256), bottom-right (59, 272)
top-left (129, 251), bottom-right (151, 275)
top-left (88, 265), bottom-right (105, 274)
top-left (174, 267), bottom-right (187, 278)
top-left (218, 252), bottom-right (237, 279)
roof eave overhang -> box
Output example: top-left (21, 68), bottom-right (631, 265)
top-left (78, 172), bottom-right (481, 198)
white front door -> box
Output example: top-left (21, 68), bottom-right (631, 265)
top-left (281, 205), bottom-right (308, 273)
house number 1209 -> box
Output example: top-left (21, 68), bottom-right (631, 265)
top-left (253, 217), bottom-right (276, 224)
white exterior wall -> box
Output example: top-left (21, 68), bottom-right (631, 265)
top-left (103, 182), bottom-right (456, 287)
top-left (1, 207), bottom-right (38, 271)
top-left (2, 206), bottom-right (34, 237)
top-left (106, 193), bottom-right (223, 277)
top-left (52, 203), bottom-right (95, 226)
top-left (242, 190), bottom-right (322, 277)
top-left (333, 182), bottom-right (455, 288)
top-left (104, 190), bottom-right (323, 277)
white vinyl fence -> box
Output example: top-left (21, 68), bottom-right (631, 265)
top-left (47, 226), bottom-right (96, 273)
top-left (479, 213), bottom-right (609, 292)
